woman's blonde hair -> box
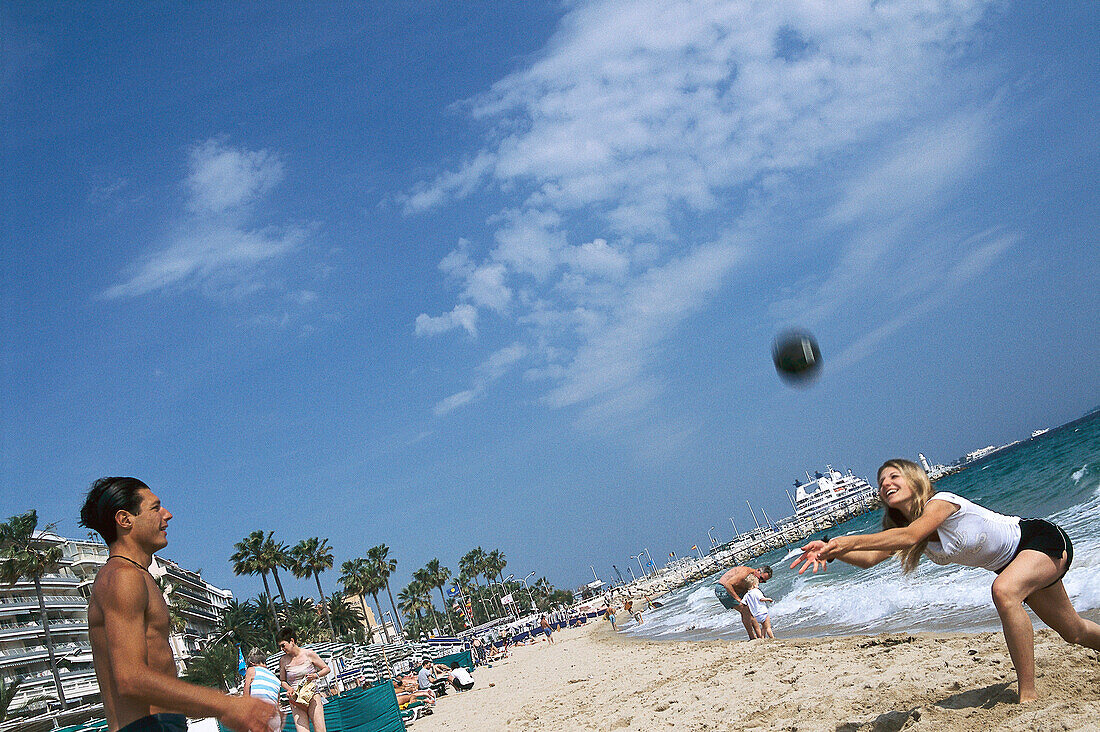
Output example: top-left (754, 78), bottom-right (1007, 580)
top-left (878, 458), bottom-right (936, 573)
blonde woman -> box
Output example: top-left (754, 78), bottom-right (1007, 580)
top-left (792, 459), bottom-right (1100, 703)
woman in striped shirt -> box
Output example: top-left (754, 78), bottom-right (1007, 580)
top-left (244, 649), bottom-right (284, 732)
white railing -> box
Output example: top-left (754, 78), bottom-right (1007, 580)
top-left (0, 594), bottom-right (87, 606)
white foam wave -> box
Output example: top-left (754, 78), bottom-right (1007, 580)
top-left (1070, 464), bottom-right (1087, 483)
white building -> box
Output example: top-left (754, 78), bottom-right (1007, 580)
top-left (0, 532), bottom-right (231, 717)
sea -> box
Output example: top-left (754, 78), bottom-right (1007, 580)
top-left (625, 410), bottom-right (1100, 641)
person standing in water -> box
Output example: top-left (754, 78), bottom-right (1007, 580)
top-left (716, 565), bottom-right (773, 639)
top-left (80, 477), bottom-right (274, 732)
top-left (793, 458), bottom-right (1100, 703)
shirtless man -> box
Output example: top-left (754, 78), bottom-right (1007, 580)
top-left (80, 477), bottom-right (274, 732)
top-left (717, 565), bottom-right (773, 639)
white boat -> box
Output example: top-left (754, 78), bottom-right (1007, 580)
top-left (791, 466), bottom-right (877, 517)
top-left (1031, 428), bottom-right (1050, 438)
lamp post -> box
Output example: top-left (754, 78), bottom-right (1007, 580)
top-left (521, 572), bottom-right (536, 613)
top-left (644, 547), bottom-right (654, 570)
top-left (730, 517), bottom-right (739, 540)
top-left (631, 554), bottom-right (646, 578)
top-left (492, 579), bottom-right (516, 620)
top-left (708, 526), bottom-right (717, 548)
top-left (627, 565), bottom-right (637, 582)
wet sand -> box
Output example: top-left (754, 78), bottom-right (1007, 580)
top-left (411, 621), bottom-right (1100, 731)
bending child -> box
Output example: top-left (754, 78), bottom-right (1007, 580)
top-left (742, 574), bottom-right (775, 639)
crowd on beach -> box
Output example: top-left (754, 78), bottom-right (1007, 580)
top-left (236, 610), bottom-right (588, 731)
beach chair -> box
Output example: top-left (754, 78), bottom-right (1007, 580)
top-left (431, 649), bottom-right (474, 673)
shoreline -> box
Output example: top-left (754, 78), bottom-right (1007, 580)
top-left (412, 621), bottom-right (1100, 731)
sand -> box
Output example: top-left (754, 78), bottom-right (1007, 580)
top-left (410, 622), bottom-right (1100, 731)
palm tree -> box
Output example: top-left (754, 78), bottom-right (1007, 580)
top-left (285, 596), bottom-right (322, 641)
top-left (484, 549), bottom-right (507, 585)
top-left (325, 591), bottom-right (364, 640)
top-left (0, 676), bottom-right (24, 722)
top-left (459, 547), bottom-right (486, 590)
top-left (219, 599), bottom-right (263, 651)
top-left (230, 530), bottom-right (282, 641)
top-left (0, 511), bottom-right (68, 709)
top-left (411, 569), bottom-right (441, 635)
top-left (290, 538), bottom-right (337, 641)
top-left (252, 592), bottom-right (281, 642)
top-left (423, 559), bottom-right (455, 635)
top-left (338, 559), bottom-right (377, 643)
top-left (359, 563), bottom-right (392, 643)
top-left (260, 535), bottom-right (292, 610)
top-left (397, 582), bottom-right (426, 625)
top-left (182, 642), bottom-right (236, 690)
top-left (366, 544), bottom-right (402, 634)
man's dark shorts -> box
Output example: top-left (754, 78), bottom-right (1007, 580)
top-left (118, 713), bottom-right (188, 732)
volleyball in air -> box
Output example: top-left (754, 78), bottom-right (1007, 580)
top-left (772, 329), bottom-right (822, 385)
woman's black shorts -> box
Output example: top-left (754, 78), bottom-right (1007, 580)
top-left (995, 518), bottom-right (1073, 588)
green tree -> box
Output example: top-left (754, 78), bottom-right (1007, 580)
top-left (252, 592), bottom-right (282, 642)
top-left (338, 559), bottom-right (377, 644)
top-left (366, 544), bottom-right (402, 635)
top-left (411, 569), bottom-right (441, 635)
top-left (325, 591), bottom-right (364, 640)
top-left (285, 596), bottom-right (322, 642)
top-left (0, 676), bottom-right (24, 722)
top-left (484, 549), bottom-right (507, 585)
top-left (230, 530), bottom-right (282, 642)
top-left (0, 511), bottom-right (68, 709)
top-left (423, 559), bottom-right (455, 635)
top-left (219, 599), bottom-right (264, 652)
top-left (460, 547), bottom-right (487, 587)
top-left (182, 642), bottom-right (236, 690)
top-left (397, 580), bottom-right (429, 630)
top-left (261, 535), bottom-right (293, 610)
top-left (290, 538), bottom-right (337, 641)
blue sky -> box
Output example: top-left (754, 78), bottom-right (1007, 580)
top-left (2, 0), bottom-right (1097, 601)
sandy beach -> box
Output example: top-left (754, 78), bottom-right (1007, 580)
top-left (412, 622), bottom-right (1100, 731)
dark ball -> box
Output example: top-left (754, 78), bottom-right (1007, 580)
top-left (772, 329), bottom-right (822, 385)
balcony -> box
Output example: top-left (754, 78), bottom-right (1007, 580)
top-left (3, 575), bottom-right (82, 591)
top-left (0, 619), bottom-right (87, 640)
top-left (0, 595), bottom-right (87, 616)
top-left (0, 641), bottom-right (93, 669)
top-left (0, 594), bottom-right (86, 613)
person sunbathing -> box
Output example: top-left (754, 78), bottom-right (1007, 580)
top-left (391, 679), bottom-right (434, 706)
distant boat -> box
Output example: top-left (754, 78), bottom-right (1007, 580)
top-left (1031, 428), bottom-right (1050, 438)
top-left (792, 466), bottom-right (876, 517)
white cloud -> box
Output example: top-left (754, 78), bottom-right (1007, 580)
top-left (434, 389), bottom-right (477, 416)
top-left (463, 264), bottom-right (512, 312)
top-left (415, 304), bottom-right (478, 337)
top-left (408, 0), bottom-right (1001, 422)
top-left (483, 343), bottom-right (528, 378)
top-left (186, 138), bottom-right (283, 214)
top-left (104, 138), bottom-right (305, 300)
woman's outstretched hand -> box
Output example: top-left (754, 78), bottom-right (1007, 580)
top-left (791, 539), bottom-right (829, 574)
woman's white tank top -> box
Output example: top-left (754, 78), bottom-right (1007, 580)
top-left (923, 492), bottom-right (1021, 571)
